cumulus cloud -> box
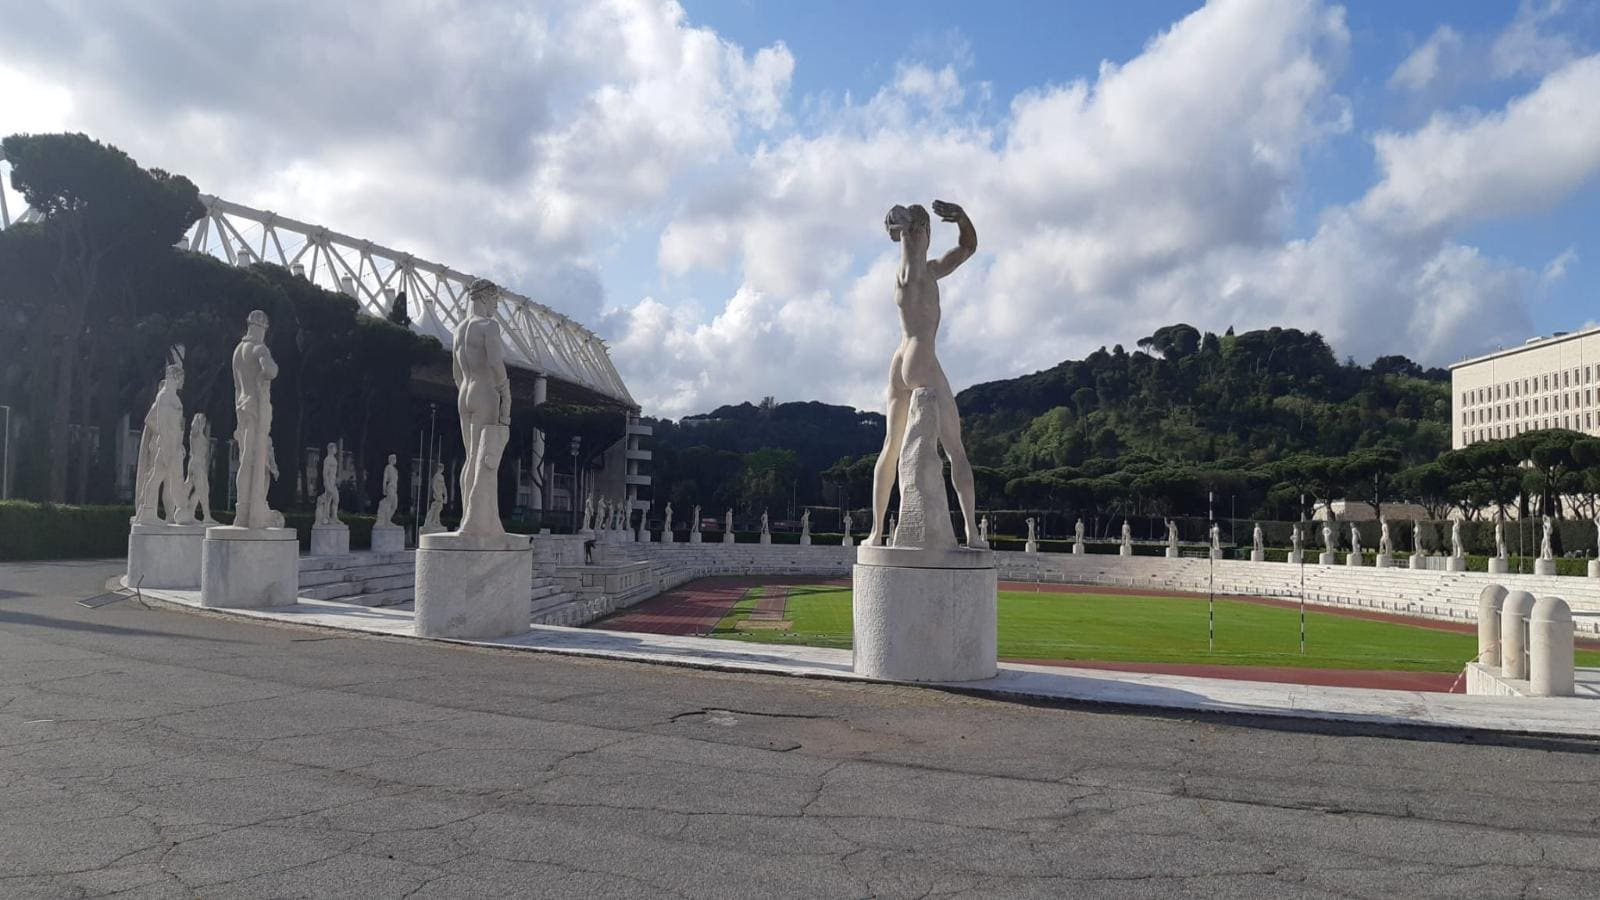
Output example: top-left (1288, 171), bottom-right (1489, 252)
top-left (1388, 26), bottom-right (1463, 93)
top-left (1491, 0), bottom-right (1578, 79)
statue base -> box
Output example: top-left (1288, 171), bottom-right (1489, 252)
top-left (1209, 549), bottom-right (1222, 561)
top-left (800, 535), bottom-right (811, 546)
top-left (126, 523), bottom-right (208, 590)
top-left (760, 533), bottom-right (771, 545)
top-left (1119, 545), bottom-right (1132, 557)
top-left (1410, 553), bottom-right (1426, 569)
top-left (201, 526), bottom-right (300, 609)
top-left (1488, 558), bottom-right (1509, 574)
top-left (722, 532), bottom-right (735, 544)
top-left (1025, 541), bottom-right (1039, 554)
top-left (1375, 553), bottom-right (1393, 568)
top-left (310, 523), bottom-right (350, 556)
top-left (1166, 547), bottom-right (1179, 559)
top-left (1072, 542), bottom-right (1084, 555)
top-left (1318, 552), bottom-right (1336, 565)
top-left (1588, 560), bottom-right (1599, 578)
top-left (1446, 556), bottom-right (1466, 572)
top-left (637, 528), bottom-right (648, 543)
top-left (852, 554), bottom-right (996, 683)
top-left (370, 525), bottom-right (406, 553)
top-left (841, 535), bottom-right (853, 547)
top-left (1346, 553), bottom-right (1363, 567)
top-left (414, 531), bottom-right (532, 640)
top-left (857, 545), bottom-right (994, 569)
top-left (1535, 558), bottom-right (1557, 576)
top-left (662, 530), bottom-right (674, 544)
top-left (1250, 550), bottom-right (1265, 563)
top-left (1288, 550), bottom-right (1303, 565)
top-left (419, 523), bottom-right (446, 537)
top-left (689, 532), bottom-right (701, 543)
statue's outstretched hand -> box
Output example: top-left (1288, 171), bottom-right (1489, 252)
top-left (931, 199), bottom-right (965, 222)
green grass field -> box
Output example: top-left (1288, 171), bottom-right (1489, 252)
top-left (711, 584), bottom-right (1600, 672)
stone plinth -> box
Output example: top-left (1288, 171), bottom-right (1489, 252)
top-left (1119, 545), bottom-right (1132, 557)
top-left (690, 532), bottom-right (702, 543)
top-left (127, 523), bottom-right (207, 590)
top-left (1166, 547), bottom-right (1180, 559)
top-left (201, 526), bottom-right (300, 609)
top-left (1250, 549), bottom-right (1265, 563)
top-left (310, 524), bottom-right (349, 556)
top-left (1025, 541), bottom-right (1039, 553)
top-left (722, 532), bottom-right (735, 544)
top-left (1534, 558), bottom-right (1557, 576)
top-left (1072, 542), bottom-right (1084, 555)
top-left (1375, 553), bottom-right (1392, 568)
top-left (1488, 557), bottom-right (1509, 574)
top-left (1346, 553), bottom-right (1363, 567)
top-left (760, 533), bottom-right (771, 545)
top-left (1410, 553), bottom-right (1426, 570)
top-left (1589, 559), bottom-right (1600, 578)
top-left (800, 535), bottom-right (811, 546)
top-left (371, 525), bottom-right (406, 553)
top-left (1318, 551), bottom-right (1336, 565)
top-left (1288, 550), bottom-right (1303, 565)
top-left (1501, 591), bottom-right (1536, 680)
top-left (414, 532), bottom-right (532, 640)
top-left (1446, 556), bottom-right (1466, 572)
top-left (1209, 549), bottom-right (1222, 561)
top-left (852, 556), bottom-right (996, 683)
top-left (662, 529), bottom-right (674, 544)
top-left (1529, 595), bottom-right (1575, 697)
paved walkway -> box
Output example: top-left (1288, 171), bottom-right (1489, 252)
top-left (1013, 659), bottom-right (1462, 692)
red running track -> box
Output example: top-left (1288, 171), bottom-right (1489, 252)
top-left (597, 576), bottom-right (831, 636)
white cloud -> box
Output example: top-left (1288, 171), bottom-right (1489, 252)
top-left (1542, 247), bottom-right (1578, 285)
top-left (1389, 26), bottom-right (1462, 93)
top-left (1491, 0), bottom-right (1577, 79)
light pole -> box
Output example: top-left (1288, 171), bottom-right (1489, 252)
top-left (569, 436), bottom-right (581, 533)
top-left (0, 404), bottom-right (9, 500)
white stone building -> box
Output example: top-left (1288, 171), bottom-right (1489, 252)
top-left (1450, 327), bottom-right (1600, 450)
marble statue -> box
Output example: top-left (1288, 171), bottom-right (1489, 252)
top-left (761, 509), bottom-right (770, 534)
top-left (1120, 520), bottom-right (1132, 548)
top-left (979, 515), bottom-right (990, 543)
top-left (452, 279), bottom-right (513, 537)
top-left (314, 442), bottom-right (341, 525)
top-left (1026, 517), bottom-right (1038, 543)
top-left (1210, 522), bottom-right (1221, 553)
top-left (1167, 519), bottom-right (1178, 551)
top-left (1252, 523), bottom-right (1264, 553)
top-left (1541, 515), bottom-right (1554, 560)
top-left (1074, 518), bottom-right (1085, 544)
top-left (663, 502), bottom-right (674, 533)
top-left (800, 510), bottom-right (810, 537)
top-left (1349, 523), bottom-right (1361, 556)
top-left (1322, 524), bottom-right (1334, 552)
top-left (842, 513), bottom-right (855, 547)
top-left (1378, 517), bottom-right (1391, 556)
top-left (887, 514), bottom-right (897, 545)
top-left (231, 311), bottom-right (281, 529)
top-left (1495, 520), bottom-right (1507, 559)
top-left (1291, 525), bottom-right (1302, 555)
top-left (864, 200), bottom-right (979, 548)
top-left (132, 347), bottom-right (192, 526)
top-left (184, 413), bottom-right (216, 525)
top-left (374, 454), bottom-right (399, 527)
top-left (422, 461), bottom-right (447, 532)
top-left (692, 504), bottom-right (702, 533)
top-left (582, 494), bottom-right (594, 531)
top-left (1451, 520), bottom-right (1464, 558)
top-left (1594, 513), bottom-right (1599, 556)
top-left (598, 497), bottom-right (610, 532)
top-left (725, 508), bottom-right (734, 533)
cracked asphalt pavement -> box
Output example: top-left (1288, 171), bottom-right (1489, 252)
top-left (1, 560), bottom-right (1598, 899)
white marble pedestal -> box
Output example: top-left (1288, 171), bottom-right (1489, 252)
top-left (1119, 545), bottom-right (1131, 557)
top-left (1025, 541), bottom-right (1039, 553)
top-left (1072, 542), bottom-right (1084, 555)
top-left (1588, 559), bottom-right (1599, 578)
top-left (414, 532), bottom-right (532, 640)
top-left (1534, 558), bottom-right (1557, 576)
top-left (1446, 556), bottom-right (1467, 572)
top-left (760, 533), bottom-right (771, 545)
top-left (371, 525), bottom-right (406, 553)
top-left (1376, 553), bottom-right (1393, 568)
top-left (310, 524), bottom-right (350, 556)
top-left (1289, 550), bottom-right (1303, 565)
top-left (852, 546), bottom-right (996, 683)
top-left (1488, 557), bottom-right (1509, 574)
top-left (1319, 551), bottom-right (1336, 565)
top-left (1250, 550), bottom-right (1265, 563)
top-left (1410, 553), bottom-right (1426, 570)
top-left (127, 523), bottom-right (208, 589)
top-left (201, 526), bottom-right (299, 609)
top-left (1346, 553), bottom-right (1363, 567)
top-left (690, 532), bottom-right (702, 543)
top-left (722, 532), bottom-right (735, 544)
top-left (1166, 547), bottom-right (1180, 559)
top-left (800, 535), bottom-right (811, 546)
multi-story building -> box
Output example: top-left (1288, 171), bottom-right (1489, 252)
top-left (1449, 327), bottom-right (1600, 450)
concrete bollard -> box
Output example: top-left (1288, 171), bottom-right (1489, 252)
top-left (1529, 595), bottom-right (1575, 697)
top-left (1477, 584), bottom-right (1507, 668)
top-left (1500, 590), bottom-right (1536, 681)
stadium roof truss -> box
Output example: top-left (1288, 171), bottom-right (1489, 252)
top-left (0, 157), bottom-right (634, 408)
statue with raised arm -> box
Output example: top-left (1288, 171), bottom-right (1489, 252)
top-left (315, 442), bottom-right (341, 525)
top-left (452, 279), bottom-right (513, 537)
top-left (1378, 517), bottom-right (1391, 556)
top-left (1451, 520), bottom-right (1464, 558)
top-left (1495, 519), bottom-right (1507, 559)
top-left (1253, 523), bottom-right (1264, 553)
top-left (1540, 514), bottom-right (1554, 560)
top-left (133, 347), bottom-right (192, 526)
top-left (375, 453), bottom-right (399, 527)
top-left (1026, 517), bottom-right (1038, 543)
top-left (184, 413), bottom-right (216, 525)
top-left (231, 312), bottom-right (281, 529)
top-left (864, 200), bottom-right (980, 548)
top-left (422, 461), bottom-right (447, 533)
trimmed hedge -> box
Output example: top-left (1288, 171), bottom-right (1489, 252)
top-left (1, 501), bottom-right (137, 561)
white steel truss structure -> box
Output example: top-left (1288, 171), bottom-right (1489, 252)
top-left (0, 160), bottom-right (635, 407)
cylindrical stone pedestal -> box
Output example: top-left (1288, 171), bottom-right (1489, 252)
top-left (1025, 541), bottom-right (1039, 553)
top-left (1529, 595), bottom-right (1575, 697)
top-left (1346, 553), bottom-right (1363, 567)
top-left (310, 524), bottom-right (350, 556)
top-left (1446, 556), bottom-right (1466, 572)
top-left (1375, 553), bottom-right (1392, 568)
top-left (1534, 558), bottom-right (1557, 576)
top-left (127, 523), bottom-right (208, 590)
top-left (853, 548), bottom-right (996, 683)
top-left (1318, 551), bottom-right (1336, 565)
top-left (722, 532), bottom-right (735, 544)
top-left (1500, 590), bottom-right (1536, 680)
top-left (201, 526), bottom-right (300, 609)
top-left (1288, 550), bottom-right (1303, 565)
top-left (414, 532), bottom-right (532, 640)
top-left (1589, 559), bottom-right (1600, 578)
top-left (689, 532), bottom-right (701, 543)
top-left (1477, 584), bottom-right (1507, 668)
top-left (1119, 545), bottom-right (1131, 557)
top-left (1410, 553), bottom-right (1426, 570)
top-left (760, 533), bottom-right (771, 545)
top-left (1166, 547), bottom-right (1179, 559)
top-left (1072, 542), bottom-right (1084, 555)
top-left (371, 525), bottom-right (406, 553)
top-left (1250, 550), bottom-right (1264, 563)
top-left (1488, 557), bottom-right (1509, 574)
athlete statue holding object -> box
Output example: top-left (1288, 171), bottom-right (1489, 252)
top-left (864, 199), bottom-right (980, 547)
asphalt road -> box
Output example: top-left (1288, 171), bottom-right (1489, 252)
top-left (1, 559), bottom-right (1597, 899)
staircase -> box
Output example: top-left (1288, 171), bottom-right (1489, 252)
top-left (299, 551), bottom-right (417, 607)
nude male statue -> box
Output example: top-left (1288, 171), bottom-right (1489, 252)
top-left (376, 453), bottom-right (400, 527)
top-left (184, 414), bottom-right (216, 525)
top-left (865, 200), bottom-right (979, 547)
top-left (232, 311), bottom-right (281, 529)
top-left (315, 443), bottom-right (341, 526)
top-left (453, 280), bottom-right (512, 537)
top-left (133, 348), bottom-right (191, 526)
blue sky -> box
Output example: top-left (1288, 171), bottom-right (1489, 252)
top-left (3, 0), bottom-right (1599, 415)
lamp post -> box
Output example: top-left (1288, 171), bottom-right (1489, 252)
top-left (569, 435), bottom-right (581, 533)
top-left (0, 404), bottom-right (9, 500)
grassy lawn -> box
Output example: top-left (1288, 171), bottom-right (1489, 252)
top-left (710, 584), bottom-right (1600, 673)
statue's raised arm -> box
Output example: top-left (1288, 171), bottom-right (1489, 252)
top-left (927, 200), bottom-right (975, 279)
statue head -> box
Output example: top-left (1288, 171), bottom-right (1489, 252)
top-left (326, 441), bottom-right (337, 454)
top-left (468, 278), bottom-right (500, 316)
top-left (245, 309), bottom-right (270, 339)
top-left (190, 413), bottom-right (206, 436)
top-left (885, 203), bottom-right (930, 253)
top-left (387, 453), bottom-right (397, 465)
top-left (434, 461), bottom-right (445, 474)
top-left (164, 344), bottom-right (186, 389)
